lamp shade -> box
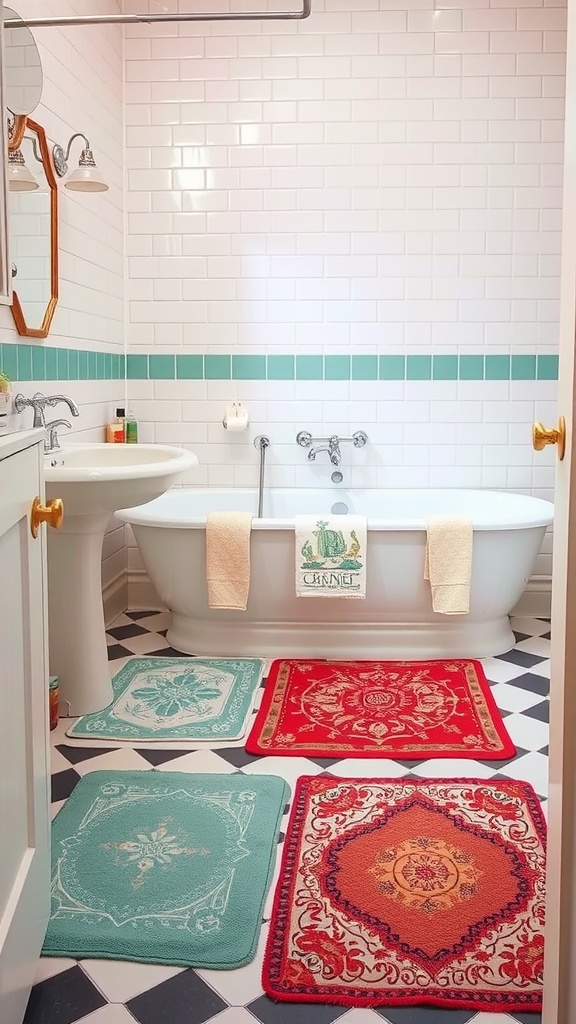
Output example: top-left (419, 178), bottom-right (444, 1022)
top-left (64, 162), bottom-right (108, 193)
top-left (8, 149), bottom-right (39, 191)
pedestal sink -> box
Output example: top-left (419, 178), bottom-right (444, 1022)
top-left (44, 443), bottom-right (198, 716)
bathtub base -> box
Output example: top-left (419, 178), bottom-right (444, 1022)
top-left (167, 614), bottom-right (516, 661)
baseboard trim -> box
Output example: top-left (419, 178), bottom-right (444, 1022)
top-left (125, 568), bottom-right (552, 623)
top-left (127, 568), bottom-right (166, 612)
top-left (511, 576), bottom-right (552, 619)
top-left (103, 570), bottom-right (129, 626)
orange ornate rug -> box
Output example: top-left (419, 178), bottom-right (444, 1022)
top-left (263, 777), bottom-right (546, 1012)
top-left (246, 659), bottom-right (515, 759)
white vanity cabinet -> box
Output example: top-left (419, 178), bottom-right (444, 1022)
top-left (0, 430), bottom-right (52, 1024)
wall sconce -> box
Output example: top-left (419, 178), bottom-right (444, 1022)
top-left (52, 132), bottom-right (108, 192)
top-left (7, 145), bottom-right (39, 191)
top-left (7, 112), bottom-right (39, 191)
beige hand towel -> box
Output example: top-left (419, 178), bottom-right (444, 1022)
top-left (206, 511), bottom-right (253, 611)
top-left (424, 515), bottom-right (473, 615)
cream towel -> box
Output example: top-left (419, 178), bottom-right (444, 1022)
top-left (206, 511), bottom-right (253, 611)
top-left (424, 515), bottom-right (473, 615)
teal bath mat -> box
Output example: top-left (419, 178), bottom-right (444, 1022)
top-left (67, 657), bottom-right (264, 742)
top-left (43, 770), bottom-right (289, 967)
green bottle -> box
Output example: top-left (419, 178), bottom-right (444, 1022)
top-left (125, 411), bottom-right (138, 443)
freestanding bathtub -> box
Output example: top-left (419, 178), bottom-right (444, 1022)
top-left (117, 488), bottom-right (554, 660)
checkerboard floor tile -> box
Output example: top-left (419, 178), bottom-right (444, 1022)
top-left (29, 612), bottom-right (548, 1024)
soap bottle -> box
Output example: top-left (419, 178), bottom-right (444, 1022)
top-left (125, 410), bottom-right (138, 444)
top-left (106, 407), bottom-right (125, 443)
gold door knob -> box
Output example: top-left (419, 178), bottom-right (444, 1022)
top-left (30, 496), bottom-right (64, 538)
top-left (533, 416), bottom-right (566, 461)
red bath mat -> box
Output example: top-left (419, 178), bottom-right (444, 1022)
top-left (246, 659), bottom-right (515, 759)
top-left (263, 776), bottom-right (546, 1012)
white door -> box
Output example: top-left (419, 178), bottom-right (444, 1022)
top-left (0, 431), bottom-right (51, 1024)
top-left (541, 0), bottom-right (576, 1018)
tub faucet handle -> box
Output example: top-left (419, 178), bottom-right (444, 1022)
top-left (296, 429), bottom-right (367, 468)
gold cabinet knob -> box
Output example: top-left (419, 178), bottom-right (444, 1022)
top-left (30, 496), bottom-right (64, 538)
top-left (533, 416), bottom-right (566, 461)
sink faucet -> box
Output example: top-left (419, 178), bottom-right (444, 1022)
top-left (45, 419), bottom-right (72, 451)
top-left (14, 391), bottom-right (80, 452)
top-left (296, 430), bottom-right (368, 467)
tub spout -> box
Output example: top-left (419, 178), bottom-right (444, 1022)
top-left (296, 429), bottom-right (367, 468)
top-left (303, 435), bottom-right (342, 465)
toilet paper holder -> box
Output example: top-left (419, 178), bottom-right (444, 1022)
top-left (223, 401), bottom-right (249, 431)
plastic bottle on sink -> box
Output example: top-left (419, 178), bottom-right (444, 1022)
top-left (125, 410), bottom-right (138, 443)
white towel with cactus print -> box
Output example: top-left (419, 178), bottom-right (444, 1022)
top-left (295, 515), bottom-right (367, 598)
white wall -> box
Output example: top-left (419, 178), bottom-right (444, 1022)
top-left (0, 0), bottom-right (126, 594)
top-left (123, 0), bottom-right (565, 582)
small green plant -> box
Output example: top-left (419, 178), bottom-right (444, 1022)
top-left (0, 371), bottom-right (10, 394)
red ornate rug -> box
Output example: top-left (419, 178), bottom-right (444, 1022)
top-left (246, 659), bottom-right (515, 759)
top-left (263, 777), bottom-right (546, 1012)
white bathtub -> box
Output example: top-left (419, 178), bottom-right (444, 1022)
top-left (117, 488), bottom-right (554, 660)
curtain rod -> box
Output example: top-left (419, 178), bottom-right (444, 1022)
top-left (4, 1), bottom-right (311, 28)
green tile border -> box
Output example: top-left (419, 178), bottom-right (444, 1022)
top-left (0, 342), bottom-right (558, 383)
top-left (325, 354), bottom-right (350, 380)
top-left (177, 354), bottom-right (203, 379)
top-left (485, 354), bottom-right (510, 380)
top-left (379, 354), bottom-right (405, 380)
top-left (537, 354), bottom-right (559, 380)
top-left (232, 354), bottom-right (266, 380)
top-left (267, 354), bottom-right (294, 380)
top-left (352, 354), bottom-right (377, 380)
top-left (205, 354), bottom-right (231, 380)
top-left (296, 354), bottom-right (323, 380)
top-left (407, 354), bottom-right (432, 381)
top-left (432, 354), bottom-right (458, 380)
top-left (459, 354), bottom-right (484, 380)
top-left (0, 343), bottom-right (125, 382)
top-left (149, 354), bottom-right (175, 380)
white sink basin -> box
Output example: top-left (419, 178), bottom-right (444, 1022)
top-left (44, 442), bottom-right (198, 717)
top-left (45, 442), bottom-right (198, 515)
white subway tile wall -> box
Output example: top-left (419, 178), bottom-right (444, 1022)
top-left (124, 0), bottom-right (563, 579)
top-left (0, 0), bottom-right (125, 590)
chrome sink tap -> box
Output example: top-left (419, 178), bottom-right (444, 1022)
top-left (45, 419), bottom-right (72, 451)
top-left (296, 430), bottom-right (368, 467)
top-left (14, 391), bottom-right (80, 451)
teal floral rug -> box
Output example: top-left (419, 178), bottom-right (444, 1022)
top-left (43, 770), bottom-right (289, 967)
top-left (67, 657), bottom-right (264, 742)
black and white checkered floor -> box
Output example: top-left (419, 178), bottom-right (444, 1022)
top-left (27, 611), bottom-right (551, 1024)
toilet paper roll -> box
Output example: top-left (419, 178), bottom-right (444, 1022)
top-left (223, 401), bottom-right (249, 432)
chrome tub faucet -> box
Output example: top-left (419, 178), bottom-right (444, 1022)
top-left (14, 391), bottom-right (80, 451)
top-left (296, 430), bottom-right (368, 467)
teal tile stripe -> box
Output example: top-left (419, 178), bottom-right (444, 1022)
top-left (0, 342), bottom-right (125, 382)
top-left (0, 343), bottom-right (559, 383)
top-left (126, 351), bottom-right (558, 382)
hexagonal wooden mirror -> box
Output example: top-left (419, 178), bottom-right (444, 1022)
top-left (8, 115), bottom-right (59, 339)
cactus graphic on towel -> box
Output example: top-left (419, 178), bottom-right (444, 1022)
top-left (296, 515), bottom-right (367, 598)
top-left (301, 521), bottom-right (363, 570)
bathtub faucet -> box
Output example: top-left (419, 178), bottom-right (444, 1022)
top-left (296, 430), bottom-right (368, 467)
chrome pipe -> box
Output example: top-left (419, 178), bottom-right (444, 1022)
top-left (253, 435), bottom-right (270, 518)
top-left (5, 1), bottom-right (311, 29)
top-left (297, 430), bottom-right (368, 449)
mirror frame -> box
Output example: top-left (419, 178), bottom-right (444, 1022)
top-left (8, 115), bottom-right (58, 339)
